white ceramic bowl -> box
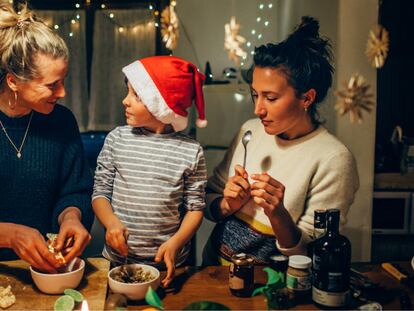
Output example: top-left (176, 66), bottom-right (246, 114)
top-left (30, 258), bottom-right (85, 294)
top-left (108, 264), bottom-right (160, 300)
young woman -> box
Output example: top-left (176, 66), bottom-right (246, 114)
top-left (203, 16), bottom-right (359, 265)
top-left (0, 3), bottom-right (93, 272)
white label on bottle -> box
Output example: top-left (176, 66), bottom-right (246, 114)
top-left (286, 273), bottom-right (311, 291)
top-left (312, 286), bottom-right (348, 307)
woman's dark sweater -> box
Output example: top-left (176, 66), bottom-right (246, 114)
top-left (0, 104), bottom-right (93, 260)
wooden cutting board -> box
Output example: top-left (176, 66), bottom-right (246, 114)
top-left (0, 258), bottom-right (109, 310)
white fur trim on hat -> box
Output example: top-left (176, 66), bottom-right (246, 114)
top-left (122, 61), bottom-right (188, 131)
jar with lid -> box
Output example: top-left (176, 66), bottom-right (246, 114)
top-left (267, 255), bottom-right (289, 310)
top-left (286, 255), bottom-right (312, 300)
top-left (229, 253), bottom-right (254, 297)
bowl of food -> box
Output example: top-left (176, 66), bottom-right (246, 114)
top-left (108, 264), bottom-right (160, 300)
top-left (29, 258), bottom-right (85, 294)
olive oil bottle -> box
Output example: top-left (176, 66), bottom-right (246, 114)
top-left (311, 209), bottom-right (351, 309)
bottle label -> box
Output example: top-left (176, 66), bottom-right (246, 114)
top-left (286, 273), bottom-right (311, 291)
top-left (312, 286), bottom-right (348, 307)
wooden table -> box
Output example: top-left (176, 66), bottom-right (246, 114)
top-left (0, 258), bottom-right (109, 310)
top-left (1, 259), bottom-right (413, 310)
top-left (129, 263), bottom-right (414, 310)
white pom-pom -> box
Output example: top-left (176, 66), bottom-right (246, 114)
top-left (196, 118), bottom-right (208, 128)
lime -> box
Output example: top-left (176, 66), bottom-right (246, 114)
top-left (63, 289), bottom-right (84, 303)
top-left (54, 295), bottom-right (75, 311)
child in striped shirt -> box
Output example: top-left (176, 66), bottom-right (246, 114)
top-left (92, 56), bottom-right (207, 287)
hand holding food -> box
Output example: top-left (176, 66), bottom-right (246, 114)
top-left (222, 165), bottom-right (251, 216)
top-left (105, 218), bottom-right (129, 257)
top-left (8, 224), bottom-right (59, 273)
top-left (251, 172), bottom-right (286, 217)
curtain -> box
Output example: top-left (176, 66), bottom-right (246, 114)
top-left (36, 10), bottom-right (89, 131)
top-left (87, 9), bottom-right (156, 131)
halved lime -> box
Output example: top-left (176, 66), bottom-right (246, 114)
top-left (63, 289), bottom-right (84, 303)
top-left (54, 295), bottom-right (75, 311)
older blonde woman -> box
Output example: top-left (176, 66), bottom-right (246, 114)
top-left (0, 3), bottom-right (92, 272)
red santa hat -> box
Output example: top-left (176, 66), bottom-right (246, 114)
top-left (122, 56), bottom-right (207, 132)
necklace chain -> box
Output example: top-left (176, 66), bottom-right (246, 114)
top-left (0, 111), bottom-right (33, 159)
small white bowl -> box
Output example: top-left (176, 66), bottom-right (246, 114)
top-left (30, 258), bottom-right (85, 294)
top-left (108, 264), bottom-right (160, 300)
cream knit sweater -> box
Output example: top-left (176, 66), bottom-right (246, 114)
top-left (205, 118), bottom-right (359, 261)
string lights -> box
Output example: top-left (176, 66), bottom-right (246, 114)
top-left (241, 2), bottom-right (274, 67)
top-left (101, 3), bottom-right (158, 34)
top-left (41, 3), bottom-right (83, 39)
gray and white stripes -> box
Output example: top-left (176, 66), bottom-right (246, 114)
top-left (93, 126), bottom-right (207, 265)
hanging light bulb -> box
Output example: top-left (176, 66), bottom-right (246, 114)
top-left (251, 29), bottom-right (256, 35)
top-left (259, 4), bottom-right (264, 9)
top-left (256, 17), bottom-right (261, 22)
top-left (268, 3), bottom-right (273, 8)
top-left (101, 4), bottom-right (106, 9)
top-left (118, 27), bottom-right (124, 33)
top-left (71, 19), bottom-right (76, 24)
top-left (149, 4), bottom-right (153, 10)
top-left (76, 14), bottom-right (80, 19)
top-left (69, 32), bottom-right (73, 37)
top-left (75, 3), bottom-right (80, 8)
top-left (54, 24), bottom-right (59, 29)
top-left (109, 13), bottom-right (114, 18)
top-left (264, 21), bottom-right (269, 26)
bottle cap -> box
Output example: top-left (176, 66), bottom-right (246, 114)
top-left (288, 255), bottom-right (312, 269)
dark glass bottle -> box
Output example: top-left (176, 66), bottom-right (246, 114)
top-left (311, 209), bottom-right (351, 309)
top-left (307, 209), bottom-right (327, 258)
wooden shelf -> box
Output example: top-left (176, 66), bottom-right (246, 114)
top-left (374, 173), bottom-right (414, 190)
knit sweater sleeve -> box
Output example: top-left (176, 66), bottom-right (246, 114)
top-left (52, 109), bottom-right (94, 232)
top-left (183, 144), bottom-right (207, 211)
top-left (92, 129), bottom-right (117, 202)
top-left (276, 150), bottom-right (360, 256)
top-left (204, 125), bottom-right (245, 221)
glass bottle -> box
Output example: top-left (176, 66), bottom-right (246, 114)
top-left (307, 209), bottom-right (327, 258)
top-left (311, 209), bottom-right (351, 309)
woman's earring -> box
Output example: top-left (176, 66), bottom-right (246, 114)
top-left (304, 106), bottom-right (308, 112)
top-left (8, 92), bottom-right (17, 110)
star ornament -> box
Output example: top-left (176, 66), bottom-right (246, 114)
top-left (224, 16), bottom-right (247, 65)
top-left (335, 74), bottom-right (375, 124)
top-left (161, 5), bottom-right (179, 50)
top-left (366, 24), bottom-right (389, 68)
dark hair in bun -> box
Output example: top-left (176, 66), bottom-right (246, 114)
top-left (253, 16), bottom-right (333, 125)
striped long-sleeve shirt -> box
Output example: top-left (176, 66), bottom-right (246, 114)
top-left (93, 126), bottom-right (207, 266)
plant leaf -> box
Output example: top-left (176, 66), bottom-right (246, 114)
top-left (145, 287), bottom-right (164, 310)
top-left (263, 267), bottom-right (282, 285)
top-left (252, 286), bottom-right (266, 296)
top-left (183, 301), bottom-right (230, 310)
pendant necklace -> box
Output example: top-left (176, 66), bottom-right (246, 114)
top-left (0, 111), bottom-right (33, 159)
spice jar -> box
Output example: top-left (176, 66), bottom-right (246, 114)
top-left (229, 253), bottom-right (254, 297)
top-left (286, 255), bottom-right (312, 299)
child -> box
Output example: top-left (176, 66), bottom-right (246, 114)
top-left (92, 56), bottom-right (207, 287)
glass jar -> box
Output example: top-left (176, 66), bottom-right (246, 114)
top-left (286, 255), bottom-right (312, 300)
top-left (229, 253), bottom-right (254, 297)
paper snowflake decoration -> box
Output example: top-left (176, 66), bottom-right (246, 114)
top-left (335, 73), bottom-right (375, 124)
top-left (161, 4), bottom-right (179, 50)
top-left (224, 16), bottom-right (247, 65)
top-left (366, 24), bottom-right (389, 68)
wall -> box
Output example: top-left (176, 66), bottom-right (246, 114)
top-left (336, 0), bottom-right (377, 261)
top-left (174, 0), bottom-right (376, 262)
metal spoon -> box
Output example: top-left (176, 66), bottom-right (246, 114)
top-left (242, 130), bottom-right (252, 168)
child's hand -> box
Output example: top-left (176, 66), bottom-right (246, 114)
top-left (155, 238), bottom-right (180, 287)
top-left (105, 217), bottom-right (128, 257)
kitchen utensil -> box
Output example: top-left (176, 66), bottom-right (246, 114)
top-left (242, 130), bottom-right (252, 168)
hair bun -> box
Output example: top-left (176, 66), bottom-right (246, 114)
top-left (291, 16), bottom-right (320, 40)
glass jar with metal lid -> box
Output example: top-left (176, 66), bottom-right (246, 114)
top-left (286, 255), bottom-right (312, 299)
top-left (229, 253), bottom-right (254, 297)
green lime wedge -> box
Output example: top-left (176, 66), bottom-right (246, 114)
top-left (63, 289), bottom-right (84, 303)
top-left (54, 295), bottom-right (75, 311)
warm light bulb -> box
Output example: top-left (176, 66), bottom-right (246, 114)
top-left (75, 3), bottom-right (80, 8)
top-left (154, 22), bottom-right (159, 27)
top-left (54, 24), bottom-right (59, 29)
top-left (154, 10), bottom-right (159, 16)
top-left (69, 32), bottom-right (73, 37)
top-left (101, 4), bottom-right (106, 9)
top-left (109, 13), bottom-right (114, 18)
top-left (241, 62), bottom-right (244, 66)
top-left (149, 4), bottom-right (153, 10)
top-left (264, 21), bottom-right (269, 26)
top-left (259, 4), bottom-right (264, 9)
top-left (258, 34), bottom-right (262, 39)
top-left (251, 29), bottom-right (256, 35)
top-left (118, 27), bottom-right (124, 33)
top-left (247, 42), bottom-right (251, 47)
top-left (71, 19), bottom-right (76, 24)
top-left (81, 300), bottom-right (89, 311)
top-left (268, 3), bottom-right (273, 8)
top-left (256, 17), bottom-right (261, 22)
top-left (171, 0), bottom-right (177, 6)
top-left (251, 51), bottom-right (255, 55)
top-left (76, 14), bottom-right (80, 19)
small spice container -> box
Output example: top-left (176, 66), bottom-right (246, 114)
top-left (286, 255), bottom-right (312, 299)
top-left (229, 253), bottom-right (254, 297)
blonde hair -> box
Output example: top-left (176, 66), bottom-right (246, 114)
top-left (0, 2), bottom-right (68, 89)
